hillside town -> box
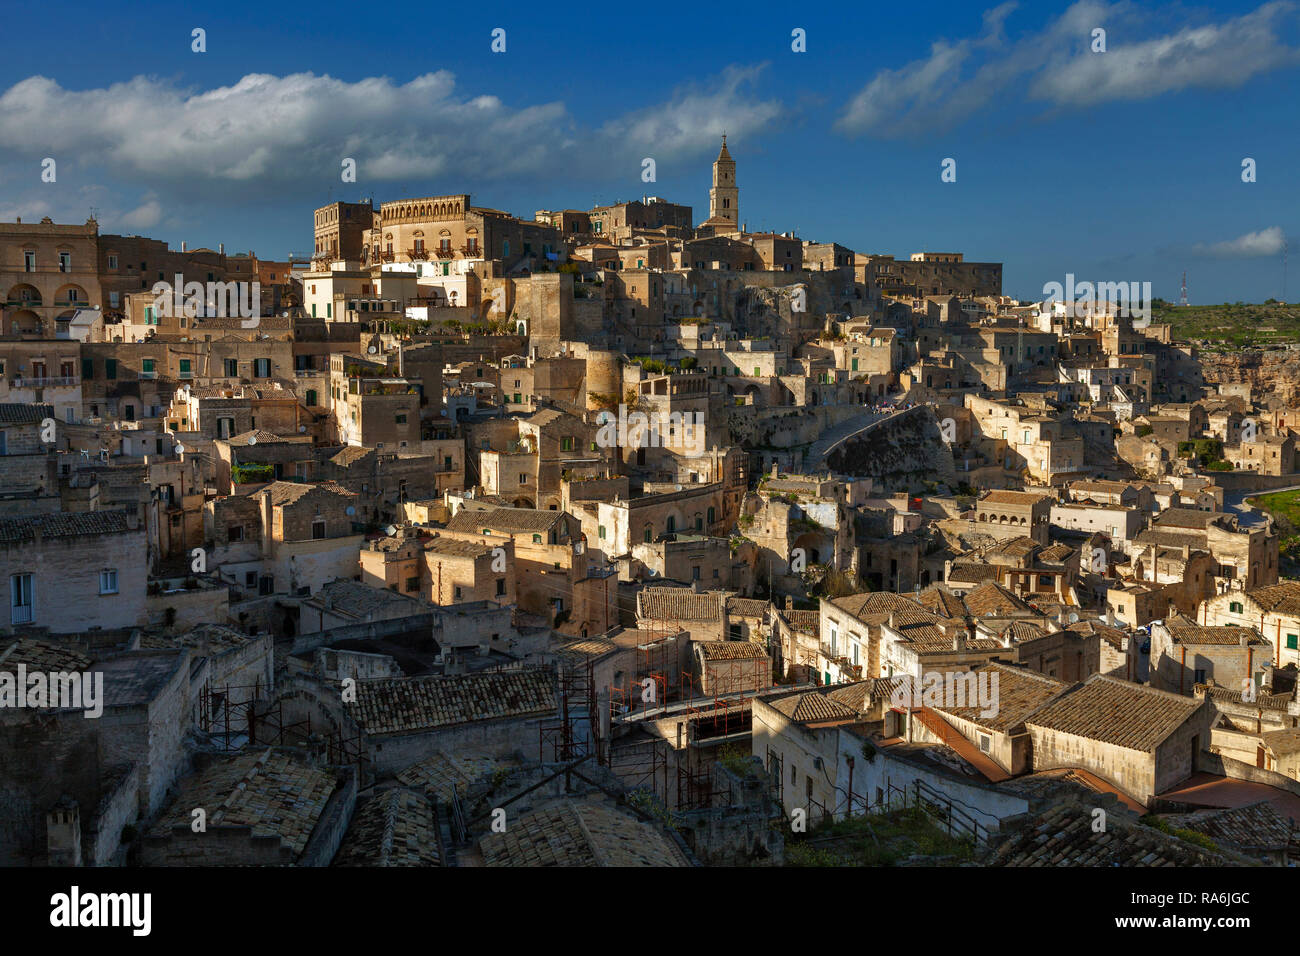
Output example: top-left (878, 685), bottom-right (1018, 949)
top-left (3, 139), bottom-right (1299, 869)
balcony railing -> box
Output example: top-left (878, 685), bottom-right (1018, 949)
top-left (12, 375), bottom-right (78, 388)
top-left (407, 248), bottom-right (429, 261)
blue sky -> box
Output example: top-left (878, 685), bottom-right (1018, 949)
top-left (1, 0), bottom-right (1297, 303)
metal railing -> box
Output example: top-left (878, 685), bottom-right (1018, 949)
top-left (12, 375), bottom-right (78, 388)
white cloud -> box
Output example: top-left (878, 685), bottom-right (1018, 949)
top-left (1035, 2), bottom-right (1300, 106)
top-left (118, 196), bottom-right (162, 229)
top-left (837, 1), bottom-right (1300, 138)
top-left (0, 67), bottom-right (782, 201)
top-left (598, 65), bottom-right (782, 156)
top-left (1193, 226), bottom-right (1286, 258)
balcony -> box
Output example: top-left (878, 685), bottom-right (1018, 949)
top-left (12, 375), bottom-right (78, 388)
top-left (407, 247), bottom-right (430, 261)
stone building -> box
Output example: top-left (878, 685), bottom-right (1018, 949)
top-left (1023, 674), bottom-right (1214, 806)
top-left (1198, 581), bottom-right (1300, 670)
top-left (0, 510), bottom-right (147, 632)
top-left (1148, 622), bottom-right (1272, 696)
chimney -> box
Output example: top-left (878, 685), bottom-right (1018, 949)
top-left (46, 798), bottom-right (81, 866)
top-left (181, 241), bottom-right (188, 253)
top-left (219, 243), bottom-right (225, 255)
top-left (785, 595), bottom-right (793, 611)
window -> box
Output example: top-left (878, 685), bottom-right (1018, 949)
top-left (405, 576), bottom-right (419, 593)
top-left (10, 573), bottom-right (33, 624)
top-left (312, 518), bottom-right (326, 540)
top-left (518, 474), bottom-right (528, 485)
top-left (560, 437), bottom-right (573, 452)
top-left (23, 251), bottom-right (35, 272)
top-left (59, 252), bottom-right (71, 272)
top-left (105, 359), bottom-right (117, 380)
top-left (1288, 634), bottom-right (1298, 650)
top-left (82, 358), bottom-right (94, 380)
top-left (245, 571), bottom-right (258, 588)
top-left (496, 579), bottom-right (506, 596)
top-left (978, 734), bottom-right (991, 754)
top-left (253, 358), bottom-right (271, 378)
top-left (1229, 601), bottom-right (1243, 614)
top-left (225, 358), bottom-right (239, 377)
top-left (141, 358), bottom-right (155, 378)
top-left (454, 586), bottom-right (463, 601)
top-left (598, 525), bottom-right (606, 540)
top-left (99, 570), bottom-right (118, 594)
top-left (395, 413), bottom-right (407, 424)
top-left (107, 254), bottom-right (118, 270)
top-left (229, 526), bottom-right (244, 542)
top-left (178, 359), bottom-right (192, 379)
top-left (259, 576), bottom-right (274, 596)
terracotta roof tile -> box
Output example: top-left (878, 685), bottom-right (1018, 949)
top-left (1026, 674), bottom-right (1204, 752)
top-left (353, 669), bottom-right (557, 736)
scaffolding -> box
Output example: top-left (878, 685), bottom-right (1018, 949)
top-left (539, 657), bottom-right (597, 764)
top-left (197, 679), bottom-right (364, 771)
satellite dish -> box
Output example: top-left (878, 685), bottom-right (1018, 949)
top-left (174, 443), bottom-right (185, 454)
top-left (384, 525), bottom-right (397, 536)
top-left (247, 435), bottom-right (257, 445)
top-left (345, 506), bottom-right (356, 517)
top-left (1067, 612), bottom-right (1079, 624)
top-left (368, 346), bottom-right (378, 354)
top-left (298, 425), bottom-right (306, 433)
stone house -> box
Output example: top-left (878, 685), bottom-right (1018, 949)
top-left (1023, 674), bottom-right (1214, 807)
top-left (1148, 623), bottom-right (1272, 696)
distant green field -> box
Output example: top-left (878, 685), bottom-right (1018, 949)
top-left (1153, 301), bottom-right (1300, 348)
top-left (1247, 489), bottom-right (1300, 572)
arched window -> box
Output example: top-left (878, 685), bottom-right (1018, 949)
top-left (707, 506), bottom-right (716, 525)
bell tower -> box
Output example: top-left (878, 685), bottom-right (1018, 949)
top-left (708, 135), bottom-right (738, 230)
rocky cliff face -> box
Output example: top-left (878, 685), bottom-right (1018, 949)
top-left (824, 406), bottom-right (957, 492)
top-left (1199, 349), bottom-right (1300, 408)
